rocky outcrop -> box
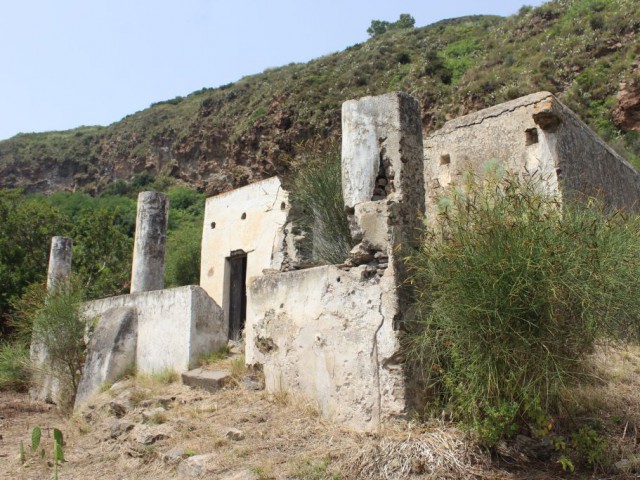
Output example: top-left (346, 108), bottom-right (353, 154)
top-left (2, 4), bottom-right (640, 195)
top-left (614, 79), bottom-right (640, 132)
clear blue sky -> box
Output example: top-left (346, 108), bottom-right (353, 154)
top-left (0, 0), bottom-right (546, 141)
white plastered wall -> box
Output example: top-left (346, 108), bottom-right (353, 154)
top-left (199, 177), bottom-right (289, 328)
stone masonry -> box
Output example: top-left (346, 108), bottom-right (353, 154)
top-left (70, 91), bottom-right (640, 427)
top-left (424, 91), bottom-right (640, 224)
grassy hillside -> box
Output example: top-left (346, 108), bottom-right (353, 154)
top-left (1, 0), bottom-right (639, 195)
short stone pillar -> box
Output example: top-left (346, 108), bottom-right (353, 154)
top-left (130, 191), bottom-right (169, 293)
top-left (30, 236), bottom-right (73, 402)
top-left (341, 92), bottom-right (425, 212)
top-left (46, 236), bottom-right (73, 290)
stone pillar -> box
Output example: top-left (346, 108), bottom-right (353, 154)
top-left (30, 236), bottom-right (74, 402)
top-left (130, 191), bottom-right (169, 293)
top-left (341, 92), bottom-right (425, 212)
top-left (46, 236), bottom-right (73, 290)
top-left (341, 92), bottom-right (425, 261)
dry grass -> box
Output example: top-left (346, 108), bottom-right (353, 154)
top-left (0, 381), bottom-right (508, 479)
top-left (563, 344), bottom-right (640, 419)
top-left (340, 425), bottom-right (500, 480)
top-left (3, 345), bottom-right (640, 479)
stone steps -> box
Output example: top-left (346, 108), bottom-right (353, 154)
top-left (181, 369), bottom-right (231, 393)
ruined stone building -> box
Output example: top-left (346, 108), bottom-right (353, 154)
top-left (33, 91), bottom-right (640, 431)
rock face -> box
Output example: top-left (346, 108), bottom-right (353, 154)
top-left (614, 80), bottom-right (640, 132)
top-left (74, 306), bottom-right (137, 409)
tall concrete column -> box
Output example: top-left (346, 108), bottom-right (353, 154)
top-left (131, 191), bottom-right (169, 293)
top-left (46, 236), bottom-right (73, 290)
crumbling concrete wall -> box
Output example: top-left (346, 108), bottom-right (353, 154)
top-left (246, 265), bottom-right (404, 431)
top-left (536, 95), bottom-right (640, 210)
top-left (82, 286), bottom-right (225, 375)
top-left (342, 92), bottom-right (425, 213)
top-left (424, 92), bottom-right (640, 222)
top-left (199, 177), bottom-right (289, 317)
top-left (245, 93), bottom-right (424, 432)
top-left (74, 307), bottom-right (137, 409)
top-left (342, 92), bottom-right (424, 327)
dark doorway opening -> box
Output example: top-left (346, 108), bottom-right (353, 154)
top-left (227, 250), bottom-right (247, 341)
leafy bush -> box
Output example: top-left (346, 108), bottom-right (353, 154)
top-left (166, 185), bottom-right (205, 212)
top-left (165, 222), bottom-right (202, 287)
top-left (405, 164), bottom-right (640, 445)
top-left (28, 282), bottom-right (88, 407)
top-left (71, 209), bottom-right (133, 299)
top-left (288, 146), bottom-right (353, 265)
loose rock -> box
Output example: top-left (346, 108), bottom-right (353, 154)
top-left (110, 420), bottom-right (135, 439)
top-left (224, 427), bottom-right (245, 441)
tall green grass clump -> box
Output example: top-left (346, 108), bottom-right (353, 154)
top-left (0, 342), bottom-right (30, 391)
top-left (288, 145), bottom-right (353, 265)
top-left (406, 163), bottom-right (640, 445)
top-left (0, 283), bottom-right (47, 392)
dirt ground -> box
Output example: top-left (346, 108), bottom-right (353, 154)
top-left (0, 378), bottom-right (510, 480)
top-left (2, 347), bottom-right (640, 479)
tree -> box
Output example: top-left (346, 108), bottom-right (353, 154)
top-left (71, 209), bottom-right (133, 299)
top-left (396, 14), bottom-right (416, 29)
top-left (367, 20), bottom-right (391, 37)
top-left (0, 191), bottom-right (70, 334)
top-left (367, 14), bottom-right (416, 37)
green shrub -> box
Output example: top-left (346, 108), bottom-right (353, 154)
top-left (405, 164), bottom-right (640, 445)
top-left (165, 222), bottom-right (202, 287)
top-left (71, 209), bottom-right (133, 299)
top-left (167, 185), bottom-right (205, 212)
top-left (28, 282), bottom-right (88, 407)
top-left (288, 146), bottom-right (353, 265)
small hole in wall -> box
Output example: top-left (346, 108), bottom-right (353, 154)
top-left (336, 277), bottom-right (341, 283)
top-left (440, 153), bottom-right (451, 165)
top-left (525, 128), bottom-right (539, 146)
top-left (210, 222), bottom-right (216, 229)
top-left (241, 212), bottom-right (246, 220)
top-left (280, 201), bottom-right (286, 210)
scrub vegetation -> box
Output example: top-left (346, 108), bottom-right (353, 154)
top-left (405, 163), bottom-right (640, 471)
top-left (286, 143), bottom-right (353, 265)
